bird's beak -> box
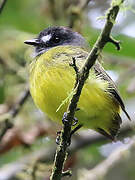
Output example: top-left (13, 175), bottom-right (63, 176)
top-left (24, 38), bottom-right (40, 46)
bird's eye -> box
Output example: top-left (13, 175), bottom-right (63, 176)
top-left (53, 36), bottom-right (60, 43)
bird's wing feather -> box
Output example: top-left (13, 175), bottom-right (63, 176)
top-left (93, 62), bottom-right (131, 121)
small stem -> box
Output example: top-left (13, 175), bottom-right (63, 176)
top-left (62, 170), bottom-right (72, 177)
top-left (69, 57), bottom-right (79, 87)
top-left (70, 124), bottom-right (83, 137)
top-left (108, 36), bottom-right (121, 50)
top-left (32, 161), bottom-right (38, 180)
top-left (0, 88), bottom-right (30, 142)
top-left (10, 89), bottom-right (30, 117)
top-left (69, 57), bottom-right (79, 75)
top-left (0, 0), bottom-right (7, 14)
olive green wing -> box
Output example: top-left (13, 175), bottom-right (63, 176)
top-left (93, 62), bottom-right (131, 121)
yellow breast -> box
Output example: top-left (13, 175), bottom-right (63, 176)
top-left (29, 45), bottom-right (119, 133)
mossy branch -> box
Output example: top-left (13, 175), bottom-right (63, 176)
top-left (50, 0), bottom-right (124, 179)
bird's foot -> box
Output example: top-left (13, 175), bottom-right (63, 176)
top-left (62, 112), bottom-right (78, 126)
top-left (56, 131), bottom-right (61, 145)
top-left (56, 125), bottom-right (83, 146)
top-left (61, 112), bottom-right (83, 146)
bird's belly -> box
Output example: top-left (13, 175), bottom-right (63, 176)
top-left (30, 67), bottom-right (118, 130)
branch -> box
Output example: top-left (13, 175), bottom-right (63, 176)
top-left (79, 136), bottom-right (135, 180)
top-left (80, 0), bottom-right (92, 10)
top-left (9, 88), bottom-right (30, 118)
top-left (68, 0), bottom-right (92, 28)
top-left (48, 0), bottom-right (59, 20)
top-left (50, 0), bottom-right (124, 179)
top-left (0, 88), bottom-right (30, 142)
top-left (0, 0), bottom-right (7, 14)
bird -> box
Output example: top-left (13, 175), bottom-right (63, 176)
top-left (24, 26), bottom-right (130, 141)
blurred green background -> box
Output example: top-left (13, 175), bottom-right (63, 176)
top-left (0, 0), bottom-right (135, 180)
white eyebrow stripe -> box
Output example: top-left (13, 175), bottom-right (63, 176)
top-left (41, 34), bottom-right (51, 42)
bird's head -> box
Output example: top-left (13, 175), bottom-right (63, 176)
top-left (24, 26), bottom-right (88, 57)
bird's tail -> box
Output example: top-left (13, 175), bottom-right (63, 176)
top-left (97, 113), bottom-right (122, 141)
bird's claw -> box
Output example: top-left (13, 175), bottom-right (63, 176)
top-left (62, 112), bottom-right (78, 126)
top-left (62, 112), bottom-right (68, 125)
top-left (56, 131), bottom-right (61, 145)
top-left (61, 112), bottom-right (82, 146)
top-left (72, 117), bottom-right (78, 126)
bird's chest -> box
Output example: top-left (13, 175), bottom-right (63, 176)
top-left (30, 64), bottom-right (75, 113)
top-left (30, 63), bottom-right (109, 123)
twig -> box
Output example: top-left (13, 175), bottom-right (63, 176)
top-left (81, 0), bottom-right (92, 10)
top-left (50, 0), bottom-right (124, 179)
top-left (78, 136), bottom-right (135, 180)
top-left (48, 0), bottom-right (58, 20)
top-left (31, 161), bottom-right (38, 180)
top-left (69, 57), bottom-right (79, 87)
top-left (68, 6), bottom-right (80, 29)
top-left (68, 0), bottom-right (92, 28)
top-left (0, 0), bottom-right (7, 14)
top-left (9, 89), bottom-right (30, 117)
top-left (61, 170), bottom-right (72, 177)
top-left (0, 88), bottom-right (30, 142)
